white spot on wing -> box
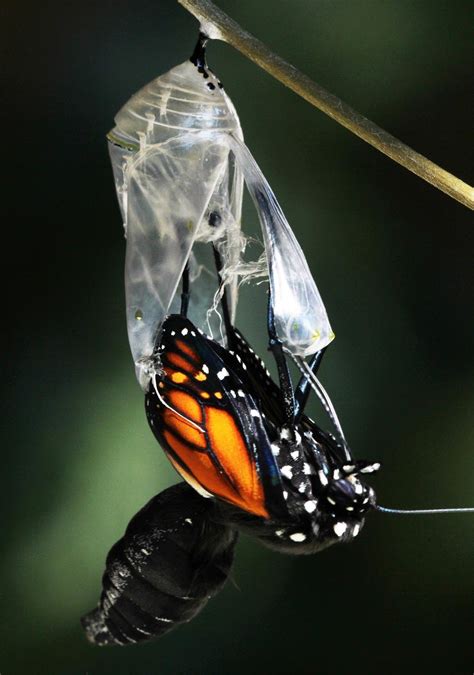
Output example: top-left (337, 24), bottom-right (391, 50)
top-left (360, 462), bottom-right (381, 474)
top-left (217, 368), bottom-right (229, 380)
top-left (271, 444), bottom-right (280, 456)
top-left (135, 626), bottom-right (153, 636)
top-left (181, 328), bottom-right (188, 336)
top-left (304, 500), bottom-right (317, 513)
top-left (202, 364), bottom-right (210, 374)
top-left (333, 522), bottom-right (348, 537)
top-left (280, 427), bottom-right (291, 441)
top-left (281, 465), bottom-right (293, 479)
top-left (318, 470), bottom-right (328, 486)
top-left (290, 532), bottom-right (306, 542)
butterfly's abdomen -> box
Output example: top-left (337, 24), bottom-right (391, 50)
top-left (81, 483), bottom-right (237, 646)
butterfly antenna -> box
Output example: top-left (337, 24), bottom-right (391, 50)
top-left (376, 505), bottom-right (474, 515)
top-left (152, 374), bottom-right (205, 434)
top-left (288, 351), bottom-right (351, 462)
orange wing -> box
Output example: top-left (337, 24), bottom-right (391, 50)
top-left (146, 322), bottom-right (273, 518)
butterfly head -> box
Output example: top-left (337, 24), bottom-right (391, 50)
top-left (321, 462), bottom-right (379, 519)
top-left (263, 425), bottom-right (380, 547)
top-left (304, 461), bottom-right (379, 546)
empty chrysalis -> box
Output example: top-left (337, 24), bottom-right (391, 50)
top-left (108, 35), bottom-right (333, 389)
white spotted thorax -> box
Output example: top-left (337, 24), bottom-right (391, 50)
top-left (260, 424), bottom-right (378, 552)
top-left (108, 56), bottom-right (334, 389)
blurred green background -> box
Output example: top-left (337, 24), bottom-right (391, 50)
top-left (2, 1), bottom-right (473, 673)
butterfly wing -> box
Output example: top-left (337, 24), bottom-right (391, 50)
top-left (223, 326), bottom-right (287, 428)
top-left (146, 315), bottom-right (287, 519)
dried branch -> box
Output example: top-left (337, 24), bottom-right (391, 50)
top-left (178, 0), bottom-right (473, 210)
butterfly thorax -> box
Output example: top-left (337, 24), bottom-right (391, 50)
top-left (233, 422), bottom-right (379, 554)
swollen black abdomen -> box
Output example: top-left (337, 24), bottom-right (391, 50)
top-left (81, 483), bottom-right (237, 645)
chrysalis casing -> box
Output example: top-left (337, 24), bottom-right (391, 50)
top-left (108, 52), bottom-right (333, 390)
top-left (108, 59), bottom-right (244, 388)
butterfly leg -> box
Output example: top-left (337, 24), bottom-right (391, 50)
top-left (208, 210), bottom-right (237, 350)
top-left (267, 294), bottom-right (296, 423)
top-left (292, 349), bottom-right (351, 459)
top-left (293, 348), bottom-right (326, 421)
top-left (180, 262), bottom-right (190, 317)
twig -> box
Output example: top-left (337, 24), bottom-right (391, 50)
top-left (178, 0), bottom-right (473, 210)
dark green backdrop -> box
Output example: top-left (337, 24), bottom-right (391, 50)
top-left (2, 1), bottom-right (473, 673)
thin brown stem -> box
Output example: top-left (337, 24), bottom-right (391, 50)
top-left (178, 0), bottom-right (473, 210)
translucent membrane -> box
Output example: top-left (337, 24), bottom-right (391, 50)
top-left (108, 61), bottom-right (243, 388)
top-left (108, 60), bottom-right (333, 388)
top-left (226, 134), bottom-right (334, 358)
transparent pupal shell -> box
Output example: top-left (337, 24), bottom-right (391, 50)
top-left (227, 134), bottom-right (334, 357)
top-left (124, 132), bottom-right (243, 388)
top-left (110, 59), bottom-right (242, 147)
top-left (108, 56), bottom-right (332, 382)
top-left (107, 60), bottom-right (244, 388)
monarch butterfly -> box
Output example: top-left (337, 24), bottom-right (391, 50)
top-left (81, 34), bottom-right (473, 646)
top-left (81, 295), bottom-right (379, 645)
